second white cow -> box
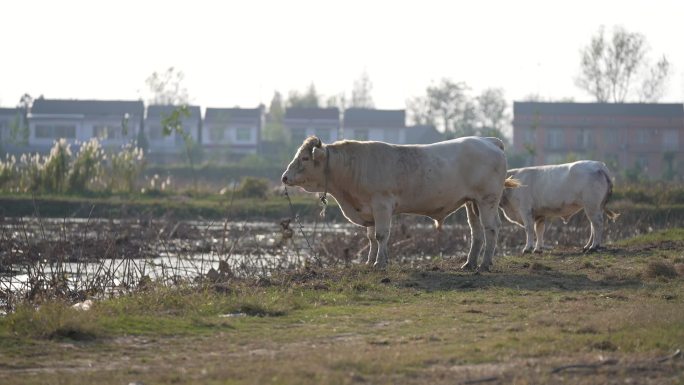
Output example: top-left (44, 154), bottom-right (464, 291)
top-left (499, 160), bottom-right (619, 253)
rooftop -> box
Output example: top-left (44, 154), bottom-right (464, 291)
top-left (31, 99), bottom-right (144, 116)
top-left (514, 102), bottom-right (684, 118)
top-left (284, 107), bottom-right (339, 120)
top-left (344, 108), bottom-right (405, 128)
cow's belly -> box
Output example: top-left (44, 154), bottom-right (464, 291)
top-left (336, 199), bottom-right (374, 227)
top-left (533, 203), bottom-right (583, 219)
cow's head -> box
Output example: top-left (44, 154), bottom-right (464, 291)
top-left (281, 136), bottom-right (328, 192)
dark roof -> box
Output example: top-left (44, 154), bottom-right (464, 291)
top-left (405, 125), bottom-right (444, 144)
top-left (205, 107), bottom-right (262, 122)
top-left (31, 99), bottom-right (144, 116)
top-left (344, 108), bottom-right (405, 128)
top-left (0, 108), bottom-right (20, 115)
top-left (147, 105), bottom-right (201, 120)
top-left (514, 102), bottom-right (684, 118)
top-left (284, 107), bottom-right (339, 120)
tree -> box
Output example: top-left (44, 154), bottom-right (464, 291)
top-left (263, 92), bottom-right (287, 143)
top-left (426, 79), bottom-right (468, 135)
top-left (576, 26), bottom-right (670, 102)
top-left (406, 96), bottom-right (434, 126)
top-left (145, 67), bottom-right (190, 105)
top-left (8, 94), bottom-right (32, 145)
top-left (638, 55), bottom-right (670, 102)
top-left (287, 83), bottom-right (320, 108)
top-left (350, 71), bottom-right (374, 108)
top-left (475, 88), bottom-right (509, 139)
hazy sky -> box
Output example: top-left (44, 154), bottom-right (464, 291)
top-left (1, 0), bottom-right (683, 110)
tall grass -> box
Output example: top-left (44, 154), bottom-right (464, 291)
top-left (0, 138), bottom-right (146, 194)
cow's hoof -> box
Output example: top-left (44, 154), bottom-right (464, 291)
top-left (460, 261), bottom-right (477, 271)
top-left (477, 264), bottom-right (491, 273)
top-left (373, 261), bottom-right (388, 269)
top-left (533, 248), bottom-right (543, 254)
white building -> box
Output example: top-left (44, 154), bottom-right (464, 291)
top-left (343, 108), bottom-right (406, 143)
top-left (284, 107), bottom-right (340, 145)
top-left (202, 107), bottom-right (263, 160)
top-left (28, 99), bottom-right (144, 151)
top-left (145, 104), bottom-right (201, 157)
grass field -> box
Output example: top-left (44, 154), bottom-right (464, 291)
top-left (1, 229), bottom-right (683, 384)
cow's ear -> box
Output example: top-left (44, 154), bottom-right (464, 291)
top-left (312, 146), bottom-right (326, 162)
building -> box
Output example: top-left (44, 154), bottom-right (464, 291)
top-left (202, 106), bottom-right (263, 161)
top-left (283, 107), bottom-right (340, 145)
top-left (404, 124), bottom-right (444, 144)
top-left (343, 108), bottom-right (405, 143)
top-left (512, 102), bottom-right (684, 179)
top-left (28, 99), bottom-right (144, 152)
top-left (145, 104), bottom-right (201, 159)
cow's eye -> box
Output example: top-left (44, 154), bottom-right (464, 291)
top-left (301, 157), bottom-right (309, 161)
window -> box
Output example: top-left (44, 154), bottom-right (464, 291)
top-left (210, 126), bottom-right (225, 141)
top-left (315, 128), bottom-right (331, 142)
top-left (662, 129), bottom-right (679, 151)
top-left (383, 129), bottom-right (399, 143)
top-left (55, 125), bottom-right (76, 138)
top-left (353, 129), bottom-right (369, 141)
top-left (636, 129), bottom-right (651, 144)
top-left (35, 125), bottom-right (52, 138)
top-left (34, 124), bottom-right (76, 139)
top-left (148, 125), bottom-right (163, 140)
top-left (576, 129), bottom-right (592, 149)
top-left (236, 127), bottom-right (252, 142)
top-left (545, 128), bottom-right (564, 149)
top-left (93, 125), bottom-right (122, 140)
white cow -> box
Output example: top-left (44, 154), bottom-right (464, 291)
top-left (282, 136), bottom-right (519, 271)
top-left (499, 160), bottom-right (619, 253)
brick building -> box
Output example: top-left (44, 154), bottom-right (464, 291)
top-left (512, 102), bottom-right (684, 180)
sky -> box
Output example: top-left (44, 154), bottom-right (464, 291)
top-left (1, 0), bottom-right (683, 111)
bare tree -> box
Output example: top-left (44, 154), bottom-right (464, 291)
top-left (426, 78), bottom-right (469, 134)
top-left (145, 67), bottom-right (190, 105)
top-left (638, 55), bottom-right (670, 102)
top-left (576, 26), bottom-right (670, 102)
top-left (406, 96), bottom-right (433, 126)
top-left (350, 71), bottom-right (374, 108)
top-left (476, 88), bottom-right (509, 138)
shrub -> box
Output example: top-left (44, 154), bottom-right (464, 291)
top-left (0, 155), bottom-right (17, 190)
top-left (108, 143), bottom-right (145, 193)
top-left (68, 139), bottom-right (104, 193)
top-left (235, 177), bottom-right (270, 199)
top-left (42, 139), bottom-right (72, 193)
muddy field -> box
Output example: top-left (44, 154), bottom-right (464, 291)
top-left (2, 205), bottom-right (684, 310)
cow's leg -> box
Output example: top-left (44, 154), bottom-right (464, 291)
top-left (533, 218), bottom-right (546, 253)
top-left (461, 202), bottom-right (484, 271)
top-left (585, 208), bottom-right (604, 252)
top-left (365, 226), bottom-right (378, 265)
top-left (583, 223), bottom-right (594, 252)
top-left (371, 202), bottom-right (393, 269)
top-left (477, 198), bottom-right (501, 272)
top-left (521, 213), bottom-right (535, 254)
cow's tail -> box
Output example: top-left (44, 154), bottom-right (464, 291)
top-left (599, 166), bottom-right (620, 222)
top-left (504, 176), bottom-right (521, 189)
